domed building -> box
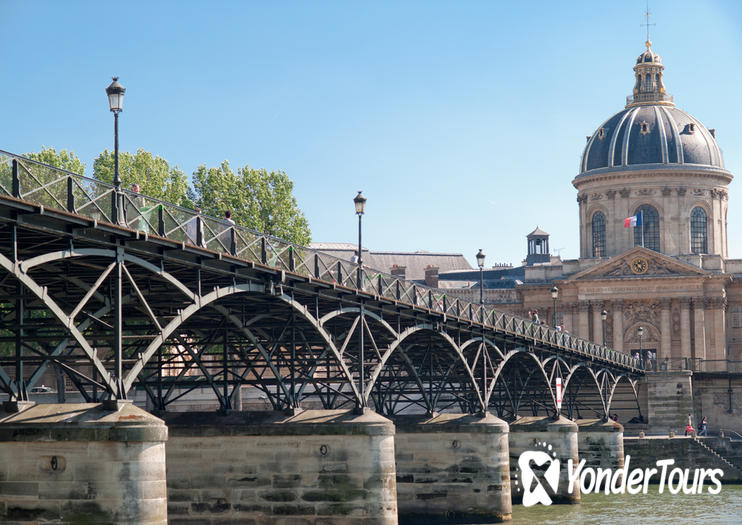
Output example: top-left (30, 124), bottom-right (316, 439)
top-left (469, 39), bottom-right (742, 375)
top-left (575, 40), bottom-right (731, 260)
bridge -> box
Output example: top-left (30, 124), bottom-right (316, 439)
top-left (0, 151), bottom-right (657, 524)
top-left (0, 150), bottom-right (643, 421)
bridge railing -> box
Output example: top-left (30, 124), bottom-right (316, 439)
top-left (0, 150), bottom-right (641, 370)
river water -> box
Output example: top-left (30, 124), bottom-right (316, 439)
top-left (510, 484), bottom-right (742, 524)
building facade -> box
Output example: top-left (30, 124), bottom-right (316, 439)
top-left (501, 39), bottom-right (740, 368)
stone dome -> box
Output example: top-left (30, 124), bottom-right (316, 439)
top-left (578, 41), bottom-right (727, 177)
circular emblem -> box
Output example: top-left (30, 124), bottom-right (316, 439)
top-left (631, 257), bottom-right (648, 275)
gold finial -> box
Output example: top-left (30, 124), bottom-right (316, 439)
top-left (645, 39), bottom-right (652, 50)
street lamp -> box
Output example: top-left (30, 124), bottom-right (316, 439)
top-left (106, 77), bottom-right (126, 223)
top-left (551, 286), bottom-right (559, 328)
top-left (601, 309), bottom-right (608, 347)
top-left (638, 326), bottom-right (645, 366)
top-left (476, 249), bottom-right (485, 305)
top-left (353, 191), bottom-right (367, 413)
top-left (353, 191), bottom-right (366, 285)
top-left (105, 77), bottom-right (126, 189)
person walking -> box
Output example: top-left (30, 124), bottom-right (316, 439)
top-left (698, 416), bottom-right (708, 436)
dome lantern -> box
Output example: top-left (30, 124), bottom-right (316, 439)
top-left (627, 41), bottom-right (672, 107)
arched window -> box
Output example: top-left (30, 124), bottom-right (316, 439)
top-left (690, 207), bottom-right (707, 254)
top-left (592, 211), bottom-right (606, 257)
top-left (634, 205), bottom-right (660, 251)
top-left (732, 306), bottom-right (742, 329)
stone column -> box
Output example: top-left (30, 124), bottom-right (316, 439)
top-left (164, 409), bottom-right (397, 524)
top-left (0, 403), bottom-right (168, 524)
top-left (693, 298), bottom-right (707, 360)
top-left (591, 301), bottom-right (604, 345)
top-left (680, 298), bottom-right (692, 359)
top-left (578, 302), bottom-right (590, 340)
top-left (509, 416), bottom-right (580, 504)
top-left (706, 297), bottom-right (727, 362)
top-left (394, 413), bottom-right (511, 523)
top-left (612, 300), bottom-right (624, 352)
top-left (660, 299), bottom-right (672, 360)
top-left (563, 302), bottom-right (576, 334)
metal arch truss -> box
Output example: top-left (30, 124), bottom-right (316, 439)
top-left (0, 201), bottom-right (643, 420)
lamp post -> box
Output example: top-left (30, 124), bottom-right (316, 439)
top-left (638, 326), bottom-right (645, 368)
top-left (601, 309), bottom-right (608, 347)
top-left (106, 77), bottom-right (126, 221)
top-left (353, 191), bottom-right (366, 412)
top-left (353, 191), bottom-right (366, 285)
top-left (551, 286), bottom-right (559, 328)
top-left (476, 249), bottom-right (485, 305)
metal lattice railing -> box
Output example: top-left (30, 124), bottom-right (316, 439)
top-left (0, 150), bottom-right (642, 370)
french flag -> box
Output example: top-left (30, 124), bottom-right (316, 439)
top-left (624, 212), bottom-right (642, 228)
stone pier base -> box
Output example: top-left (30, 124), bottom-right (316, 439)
top-left (164, 409), bottom-right (397, 524)
top-left (508, 416), bottom-right (580, 504)
top-left (393, 412), bottom-right (511, 524)
top-left (0, 402), bottom-right (168, 524)
top-left (576, 419), bottom-right (624, 489)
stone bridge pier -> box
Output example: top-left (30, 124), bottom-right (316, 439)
top-left (393, 413), bottom-right (511, 524)
top-left (0, 402), bottom-right (168, 524)
top-left (508, 416), bottom-right (580, 505)
top-left (163, 409), bottom-right (397, 524)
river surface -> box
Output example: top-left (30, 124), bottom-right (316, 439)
top-left (509, 484), bottom-right (742, 524)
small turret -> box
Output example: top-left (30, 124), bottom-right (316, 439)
top-left (526, 227), bottom-right (551, 266)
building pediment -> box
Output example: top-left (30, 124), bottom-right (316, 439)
top-left (567, 247), bottom-right (709, 282)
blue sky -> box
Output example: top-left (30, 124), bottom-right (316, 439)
top-left (2, 1), bottom-right (741, 266)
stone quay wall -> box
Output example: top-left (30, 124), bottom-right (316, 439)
top-left (624, 436), bottom-right (742, 482)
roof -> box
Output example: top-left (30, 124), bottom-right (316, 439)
top-left (364, 252), bottom-right (471, 281)
top-left (309, 244), bottom-right (471, 281)
top-left (309, 242), bottom-right (357, 251)
top-left (439, 265), bottom-right (526, 289)
top-left (578, 43), bottom-right (727, 177)
top-left (527, 227), bottom-right (549, 237)
top-left (579, 105), bottom-right (725, 176)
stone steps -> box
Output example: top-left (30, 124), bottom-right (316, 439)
top-left (691, 437), bottom-right (742, 475)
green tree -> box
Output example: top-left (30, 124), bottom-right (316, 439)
top-left (190, 161), bottom-right (311, 245)
top-left (93, 149), bottom-right (192, 207)
top-left (23, 146), bottom-right (86, 175)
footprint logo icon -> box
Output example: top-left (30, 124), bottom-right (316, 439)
top-left (518, 450), bottom-right (560, 507)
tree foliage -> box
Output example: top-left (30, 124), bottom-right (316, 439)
top-left (23, 147), bottom-right (86, 175)
top-left (190, 161), bottom-right (311, 245)
top-left (11, 146), bottom-right (311, 246)
top-left (93, 149), bottom-right (192, 207)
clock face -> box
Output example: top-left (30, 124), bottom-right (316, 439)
top-left (631, 257), bottom-right (649, 275)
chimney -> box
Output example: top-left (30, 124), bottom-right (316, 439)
top-left (424, 265), bottom-right (439, 288)
top-left (390, 264), bottom-right (406, 280)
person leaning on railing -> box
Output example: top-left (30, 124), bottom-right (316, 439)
top-left (186, 208), bottom-right (206, 248)
top-left (219, 210), bottom-right (236, 252)
top-left (125, 184), bottom-right (146, 230)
